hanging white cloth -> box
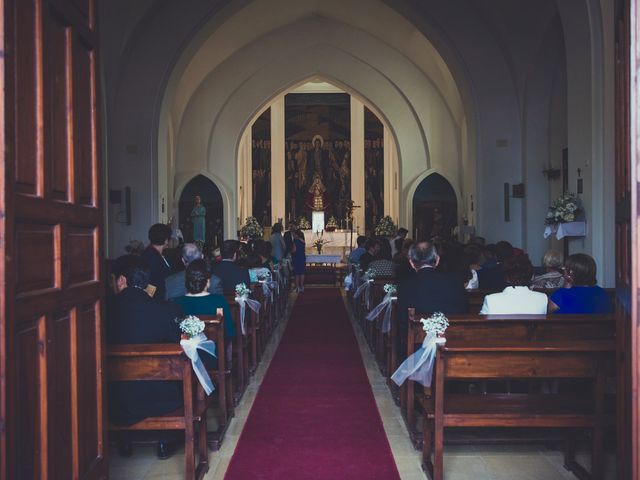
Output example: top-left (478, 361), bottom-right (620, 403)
top-left (179, 333), bottom-right (217, 395)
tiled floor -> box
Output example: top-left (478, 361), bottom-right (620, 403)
top-left (109, 289), bottom-right (616, 479)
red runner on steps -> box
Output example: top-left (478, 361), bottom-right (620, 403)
top-left (225, 288), bottom-right (400, 480)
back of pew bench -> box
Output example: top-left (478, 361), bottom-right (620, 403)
top-left (423, 340), bottom-right (614, 480)
top-left (401, 309), bottom-right (616, 444)
top-left (107, 343), bottom-right (209, 480)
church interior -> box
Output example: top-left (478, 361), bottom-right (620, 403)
top-left (1, 0), bottom-right (638, 479)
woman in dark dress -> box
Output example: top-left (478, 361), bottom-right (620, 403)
top-left (550, 253), bottom-right (611, 314)
top-left (291, 229), bottom-right (306, 292)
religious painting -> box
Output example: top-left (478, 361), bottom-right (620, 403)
top-left (285, 93), bottom-right (351, 226)
top-left (252, 108), bottom-right (272, 226)
top-left (365, 107), bottom-right (384, 234)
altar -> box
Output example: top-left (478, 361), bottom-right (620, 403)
top-left (303, 229), bottom-right (357, 260)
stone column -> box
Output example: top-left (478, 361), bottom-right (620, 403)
top-left (384, 125), bottom-right (400, 224)
top-left (237, 128), bottom-right (252, 225)
top-left (350, 97), bottom-right (365, 234)
top-left (271, 96), bottom-right (286, 224)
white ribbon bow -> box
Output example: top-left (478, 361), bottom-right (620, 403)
top-left (344, 272), bottom-right (353, 291)
top-left (391, 333), bottom-right (445, 387)
top-left (234, 293), bottom-right (261, 335)
top-left (354, 277), bottom-right (373, 309)
top-left (366, 294), bottom-right (396, 333)
top-left (179, 332), bottom-right (217, 396)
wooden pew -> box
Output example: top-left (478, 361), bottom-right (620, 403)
top-left (200, 312), bottom-right (232, 450)
top-left (401, 310), bottom-right (616, 446)
top-left (107, 344), bottom-right (209, 480)
top-left (421, 339), bottom-right (614, 480)
top-left (223, 293), bottom-right (253, 404)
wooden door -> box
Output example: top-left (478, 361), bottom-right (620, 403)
top-left (0, 0), bottom-right (106, 479)
top-left (616, 0), bottom-right (637, 478)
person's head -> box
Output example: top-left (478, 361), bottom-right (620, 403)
top-left (185, 259), bottom-right (210, 294)
top-left (397, 228), bottom-right (408, 239)
top-left (287, 222), bottom-right (296, 231)
top-left (464, 244), bottom-right (482, 267)
top-left (148, 223), bottom-right (171, 247)
top-left (246, 252), bottom-right (263, 268)
top-left (408, 241), bottom-right (439, 270)
top-left (258, 241), bottom-right (272, 259)
top-left (364, 239), bottom-right (380, 255)
top-left (356, 235), bottom-right (367, 248)
top-left (195, 195), bottom-right (201, 204)
top-left (272, 223), bottom-right (283, 234)
top-left (111, 254), bottom-right (150, 293)
top-left (503, 255), bottom-right (534, 287)
top-left (377, 237), bottom-right (392, 260)
top-left (181, 243), bottom-right (203, 265)
top-left (220, 239), bottom-right (241, 260)
top-left (565, 253), bottom-right (598, 286)
top-left (495, 240), bottom-right (514, 262)
top-left (541, 249), bottom-right (564, 271)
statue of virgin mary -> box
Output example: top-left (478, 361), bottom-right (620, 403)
top-left (190, 195), bottom-right (206, 243)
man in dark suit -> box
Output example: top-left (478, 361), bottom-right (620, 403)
top-left (283, 222), bottom-right (296, 256)
top-left (164, 243), bottom-right (223, 300)
top-left (141, 223), bottom-right (173, 300)
top-left (396, 241), bottom-right (468, 343)
top-left (359, 238), bottom-right (381, 272)
top-left (107, 254), bottom-right (183, 458)
top-left (211, 240), bottom-right (251, 293)
top-left (477, 240), bottom-right (514, 291)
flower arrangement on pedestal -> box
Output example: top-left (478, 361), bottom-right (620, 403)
top-left (325, 215), bottom-right (339, 232)
top-left (297, 216), bottom-right (311, 230)
top-left (239, 216), bottom-right (263, 239)
top-left (545, 193), bottom-right (581, 225)
top-left (374, 215), bottom-right (397, 236)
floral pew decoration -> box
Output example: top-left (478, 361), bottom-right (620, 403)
top-left (353, 270), bottom-right (374, 309)
top-left (234, 283), bottom-right (261, 335)
top-left (178, 315), bottom-right (217, 395)
top-left (391, 312), bottom-right (449, 387)
top-left (366, 284), bottom-right (397, 333)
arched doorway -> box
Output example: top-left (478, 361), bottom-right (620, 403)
top-left (179, 175), bottom-right (224, 247)
top-left (412, 173), bottom-right (457, 240)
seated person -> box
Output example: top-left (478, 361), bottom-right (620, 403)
top-left (211, 240), bottom-right (251, 293)
top-left (550, 254), bottom-right (612, 314)
top-left (107, 254), bottom-right (183, 458)
top-left (393, 238), bottom-right (415, 283)
top-left (245, 252), bottom-right (272, 283)
top-left (530, 249), bottom-right (565, 289)
top-left (396, 241), bottom-right (468, 340)
top-left (173, 260), bottom-right (236, 341)
top-left (477, 240), bottom-right (513, 290)
top-left (349, 235), bottom-right (368, 264)
top-left (359, 238), bottom-right (381, 272)
top-left (367, 237), bottom-right (396, 278)
top-left (463, 244), bottom-right (483, 289)
top-left (165, 243), bottom-right (223, 300)
top-left (480, 255), bottom-right (549, 314)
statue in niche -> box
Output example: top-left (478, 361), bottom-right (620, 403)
top-left (190, 195), bottom-right (206, 244)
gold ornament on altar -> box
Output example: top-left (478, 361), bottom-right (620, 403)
top-left (325, 215), bottom-right (338, 232)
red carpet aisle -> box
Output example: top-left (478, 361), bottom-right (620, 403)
top-left (225, 288), bottom-right (400, 480)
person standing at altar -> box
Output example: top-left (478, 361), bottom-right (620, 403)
top-left (190, 195), bottom-right (206, 244)
top-left (270, 223), bottom-right (286, 263)
top-left (291, 230), bottom-right (306, 293)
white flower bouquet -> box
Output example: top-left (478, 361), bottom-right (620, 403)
top-left (374, 215), bottom-right (397, 236)
top-left (420, 312), bottom-right (449, 336)
top-left (235, 283), bottom-right (251, 296)
top-left (545, 193), bottom-right (581, 225)
top-left (383, 284), bottom-right (397, 295)
top-left (178, 315), bottom-right (205, 339)
top-left (239, 216), bottom-right (264, 239)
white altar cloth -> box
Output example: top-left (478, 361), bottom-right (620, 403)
top-left (306, 254), bottom-right (343, 265)
top-left (543, 221), bottom-right (587, 240)
top-left (302, 229), bottom-right (356, 247)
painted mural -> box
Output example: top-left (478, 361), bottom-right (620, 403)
top-left (252, 108), bottom-right (272, 226)
top-left (284, 93), bottom-right (351, 225)
top-left (364, 107), bottom-right (384, 234)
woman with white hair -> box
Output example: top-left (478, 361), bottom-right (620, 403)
top-left (530, 249), bottom-right (565, 289)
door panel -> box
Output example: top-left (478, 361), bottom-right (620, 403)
top-left (2, 0), bottom-right (106, 478)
